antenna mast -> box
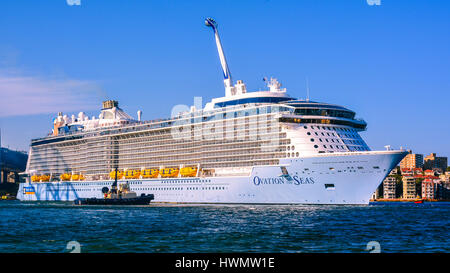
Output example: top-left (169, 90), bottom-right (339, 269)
top-left (306, 77), bottom-right (310, 102)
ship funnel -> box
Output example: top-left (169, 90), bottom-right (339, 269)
top-left (137, 110), bottom-right (142, 121)
top-left (205, 17), bottom-right (233, 96)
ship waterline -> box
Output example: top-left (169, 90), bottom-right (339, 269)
top-left (17, 18), bottom-right (407, 204)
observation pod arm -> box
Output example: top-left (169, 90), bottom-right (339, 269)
top-left (205, 17), bottom-right (233, 96)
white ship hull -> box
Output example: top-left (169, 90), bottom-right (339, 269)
top-left (17, 150), bottom-right (405, 204)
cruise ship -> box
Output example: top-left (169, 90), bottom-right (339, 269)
top-left (17, 18), bottom-right (407, 204)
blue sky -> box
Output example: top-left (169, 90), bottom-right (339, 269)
top-left (0, 0), bottom-right (449, 159)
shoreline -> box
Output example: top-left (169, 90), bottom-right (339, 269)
top-left (371, 199), bottom-right (450, 202)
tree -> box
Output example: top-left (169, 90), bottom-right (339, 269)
top-left (416, 178), bottom-right (424, 198)
top-left (395, 174), bottom-right (403, 199)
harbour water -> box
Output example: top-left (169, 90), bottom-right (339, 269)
top-left (0, 201), bottom-right (448, 253)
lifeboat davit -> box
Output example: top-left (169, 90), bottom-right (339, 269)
top-left (180, 167), bottom-right (198, 177)
top-left (160, 168), bottom-right (179, 178)
top-left (141, 169), bottom-right (159, 178)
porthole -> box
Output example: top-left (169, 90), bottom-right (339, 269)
top-left (310, 138), bottom-right (314, 142)
top-left (304, 126), bottom-right (307, 129)
top-left (314, 145), bottom-right (318, 148)
top-left (307, 132), bottom-right (311, 135)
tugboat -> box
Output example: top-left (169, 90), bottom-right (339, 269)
top-left (74, 168), bottom-right (154, 205)
top-left (414, 199), bottom-right (424, 204)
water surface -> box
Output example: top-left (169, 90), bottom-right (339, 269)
top-left (0, 201), bottom-right (448, 253)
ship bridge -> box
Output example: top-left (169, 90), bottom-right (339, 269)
top-left (284, 100), bottom-right (356, 120)
top-left (279, 100), bottom-right (367, 131)
top-left (284, 100), bottom-right (355, 117)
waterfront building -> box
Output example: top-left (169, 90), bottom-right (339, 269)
top-left (400, 151), bottom-right (423, 169)
top-left (423, 153), bottom-right (448, 173)
top-left (432, 168), bottom-right (443, 176)
top-left (422, 179), bottom-right (439, 200)
top-left (402, 176), bottom-right (417, 199)
top-left (440, 173), bottom-right (450, 183)
top-left (383, 176), bottom-right (397, 199)
top-left (371, 188), bottom-right (379, 200)
top-left (440, 181), bottom-right (450, 200)
top-left (401, 168), bottom-right (413, 176)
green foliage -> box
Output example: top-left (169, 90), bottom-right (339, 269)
top-left (416, 178), bottom-right (423, 198)
top-left (396, 180), bottom-right (403, 199)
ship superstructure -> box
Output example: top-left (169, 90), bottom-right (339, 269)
top-left (17, 18), bottom-right (406, 204)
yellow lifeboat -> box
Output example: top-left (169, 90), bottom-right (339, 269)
top-left (71, 174), bottom-right (80, 181)
top-left (31, 175), bottom-right (41, 182)
top-left (160, 168), bottom-right (179, 178)
top-left (180, 167), bottom-right (198, 177)
top-left (109, 170), bottom-right (124, 180)
top-left (40, 175), bottom-right (51, 182)
top-left (141, 169), bottom-right (159, 178)
top-left (60, 173), bottom-right (71, 181)
top-left (125, 170), bottom-right (140, 179)
top-left (79, 174), bottom-right (85, 181)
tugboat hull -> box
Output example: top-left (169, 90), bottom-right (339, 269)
top-left (74, 194), bottom-right (154, 205)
